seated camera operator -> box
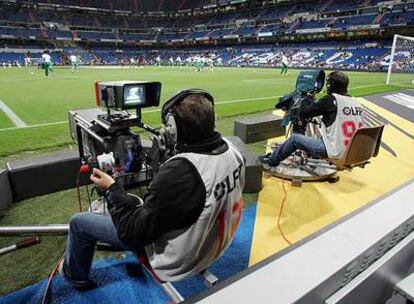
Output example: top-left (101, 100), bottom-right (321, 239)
top-left (261, 71), bottom-right (364, 166)
top-left (59, 91), bottom-right (245, 288)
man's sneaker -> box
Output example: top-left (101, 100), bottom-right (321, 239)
top-left (58, 259), bottom-right (96, 290)
top-left (259, 153), bottom-right (280, 167)
top-left (259, 153), bottom-right (280, 166)
top-left (258, 153), bottom-right (271, 164)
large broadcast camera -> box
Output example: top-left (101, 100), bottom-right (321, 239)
top-left (276, 69), bottom-right (325, 134)
top-left (69, 81), bottom-right (167, 190)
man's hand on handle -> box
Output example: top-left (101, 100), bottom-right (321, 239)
top-left (90, 168), bottom-right (115, 190)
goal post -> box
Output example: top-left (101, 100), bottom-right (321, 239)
top-left (386, 34), bottom-right (414, 86)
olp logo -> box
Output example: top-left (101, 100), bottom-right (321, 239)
top-left (343, 106), bottom-right (363, 116)
top-left (213, 164), bottom-right (242, 201)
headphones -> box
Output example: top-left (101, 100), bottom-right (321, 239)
top-left (160, 89), bottom-right (214, 151)
top-left (326, 71), bottom-right (349, 95)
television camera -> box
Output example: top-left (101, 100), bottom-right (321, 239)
top-left (264, 69), bottom-right (338, 185)
top-left (69, 80), bottom-right (168, 191)
top-left (276, 69), bottom-right (325, 134)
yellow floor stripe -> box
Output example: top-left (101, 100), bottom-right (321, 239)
top-left (249, 98), bottom-right (414, 265)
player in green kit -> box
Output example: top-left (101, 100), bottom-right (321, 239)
top-left (194, 56), bottom-right (203, 72)
top-left (41, 50), bottom-right (53, 78)
top-left (280, 53), bottom-right (289, 75)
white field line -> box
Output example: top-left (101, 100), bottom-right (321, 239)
top-left (0, 83), bottom-right (394, 132)
top-left (0, 100), bottom-right (27, 128)
top-left (0, 120), bottom-right (66, 132)
top-left (383, 93), bottom-right (414, 110)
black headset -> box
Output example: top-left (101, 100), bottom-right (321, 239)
top-left (161, 89), bottom-right (214, 150)
top-left (161, 88), bottom-right (214, 123)
top-left (326, 71), bottom-right (349, 95)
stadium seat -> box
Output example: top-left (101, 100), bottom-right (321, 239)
top-left (330, 125), bottom-right (384, 170)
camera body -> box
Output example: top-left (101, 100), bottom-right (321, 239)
top-left (276, 69), bottom-right (325, 134)
top-left (69, 81), bottom-right (163, 190)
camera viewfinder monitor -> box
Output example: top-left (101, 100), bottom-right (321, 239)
top-left (95, 81), bottom-right (161, 111)
top-left (124, 84), bottom-right (145, 107)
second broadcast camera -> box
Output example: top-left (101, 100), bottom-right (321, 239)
top-left (276, 69), bottom-right (325, 134)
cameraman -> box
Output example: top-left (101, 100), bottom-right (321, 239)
top-left (261, 71), bottom-right (364, 166)
top-left (59, 91), bottom-right (245, 288)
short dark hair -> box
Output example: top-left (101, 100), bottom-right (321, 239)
top-left (174, 94), bottom-right (215, 144)
top-left (327, 71), bottom-right (349, 94)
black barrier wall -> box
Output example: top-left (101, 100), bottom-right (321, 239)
top-left (0, 137), bottom-right (263, 205)
top-left (0, 169), bottom-right (12, 210)
top-left (227, 136), bottom-right (263, 193)
top-left (234, 114), bottom-right (284, 144)
top-left (7, 150), bottom-right (82, 202)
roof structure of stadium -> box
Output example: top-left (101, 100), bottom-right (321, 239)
top-left (2, 0), bottom-right (307, 13)
top-left (24, 0), bottom-right (208, 12)
top-left (0, 0), bottom-right (413, 48)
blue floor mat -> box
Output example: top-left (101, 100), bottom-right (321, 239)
top-left (0, 204), bottom-right (256, 304)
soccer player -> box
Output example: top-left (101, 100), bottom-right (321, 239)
top-left (215, 57), bottom-right (224, 71)
top-left (169, 56), bottom-right (174, 67)
top-left (129, 57), bottom-right (136, 68)
top-left (24, 56), bottom-right (32, 68)
top-left (176, 56), bottom-right (183, 70)
top-left (42, 50), bottom-right (53, 78)
top-left (155, 55), bottom-right (161, 67)
top-left (281, 53), bottom-right (289, 75)
top-left (204, 57), bottom-right (210, 72)
top-left (69, 54), bottom-right (79, 73)
top-left (194, 56), bottom-right (203, 72)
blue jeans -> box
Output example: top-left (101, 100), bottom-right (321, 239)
top-left (64, 212), bottom-right (131, 282)
top-left (269, 133), bottom-right (328, 166)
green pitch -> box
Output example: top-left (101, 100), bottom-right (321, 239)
top-left (0, 66), bottom-right (405, 157)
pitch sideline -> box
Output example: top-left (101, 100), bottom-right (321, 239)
top-left (0, 83), bottom-right (397, 132)
top-left (0, 99), bottom-right (27, 128)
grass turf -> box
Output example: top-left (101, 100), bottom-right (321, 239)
top-left (0, 110), bottom-right (13, 129)
top-left (0, 66), bottom-right (407, 157)
top-left (0, 66), bottom-right (409, 296)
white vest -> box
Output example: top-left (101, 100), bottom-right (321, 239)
top-left (145, 139), bottom-right (245, 281)
top-left (320, 93), bottom-right (364, 159)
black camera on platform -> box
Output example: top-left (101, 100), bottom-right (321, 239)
top-left (276, 69), bottom-right (325, 134)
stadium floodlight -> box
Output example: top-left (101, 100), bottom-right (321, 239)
top-left (386, 34), bottom-right (414, 86)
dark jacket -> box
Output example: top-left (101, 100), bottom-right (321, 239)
top-left (105, 132), bottom-right (228, 250)
top-left (299, 94), bottom-right (338, 127)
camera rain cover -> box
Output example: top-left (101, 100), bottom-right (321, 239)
top-left (295, 69), bottom-right (325, 94)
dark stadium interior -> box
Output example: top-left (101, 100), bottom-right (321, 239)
top-left (0, 0), bottom-right (413, 70)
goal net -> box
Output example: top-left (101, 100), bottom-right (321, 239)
top-left (386, 34), bottom-right (414, 86)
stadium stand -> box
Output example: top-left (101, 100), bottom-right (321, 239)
top-left (0, 0), bottom-right (413, 70)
